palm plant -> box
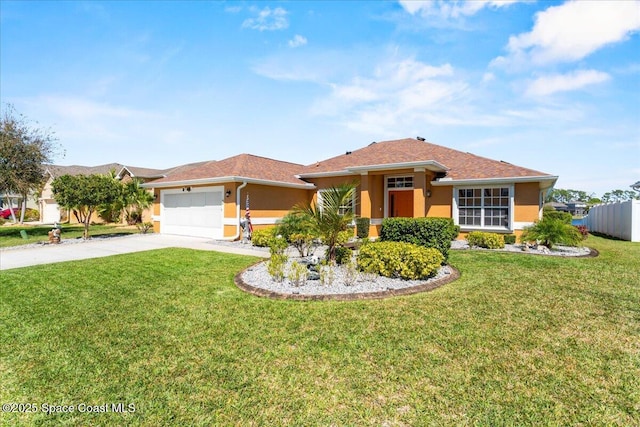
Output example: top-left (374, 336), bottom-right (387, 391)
top-left (294, 183), bottom-right (356, 262)
top-left (521, 217), bottom-right (582, 249)
top-left (122, 178), bottom-right (154, 224)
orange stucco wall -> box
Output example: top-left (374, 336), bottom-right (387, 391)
top-left (426, 185), bottom-right (453, 218)
top-left (514, 182), bottom-right (542, 223)
top-left (149, 175), bottom-right (547, 241)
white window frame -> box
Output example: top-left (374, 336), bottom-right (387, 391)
top-left (317, 189), bottom-right (356, 216)
top-left (452, 185), bottom-right (514, 231)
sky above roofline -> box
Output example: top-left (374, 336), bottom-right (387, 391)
top-left (1, 0), bottom-right (639, 197)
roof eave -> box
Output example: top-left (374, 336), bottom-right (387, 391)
top-left (346, 160), bottom-right (449, 173)
top-left (142, 176), bottom-right (316, 190)
top-left (431, 175), bottom-right (558, 188)
top-left (298, 160), bottom-right (449, 178)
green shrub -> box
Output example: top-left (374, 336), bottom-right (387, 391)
top-left (379, 217), bottom-right (455, 262)
top-left (521, 218), bottom-right (581, 249)
top-left (467, 231), bottom-right (505, 249)
top-left (276, 213), bottom-right (318, 256)
top-left (251, 228), bottom-right (276, 247)
top-left (333, 246), bottom-right (352, 265)
top-left (355, 217), bottom-right (370, 239)
top-left (357, 241), bottom-right (444, 280)
top-left (543, 210), bottom-right (572, 224)
top-left (287, 261), bottom-right (308, 287)
top-left (267, 254), bottom-right (287, 282)
top-left (24, 208), bottom-right (40, 221)
top-left (136, 222), bottom-right (154, 234)
top-left (504, 234), bottom-right (517, 244)
top-left (268, 235), bottom-right (288, 256)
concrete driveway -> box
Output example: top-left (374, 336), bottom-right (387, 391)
top-left (0, 234), bottom-right (268, 271)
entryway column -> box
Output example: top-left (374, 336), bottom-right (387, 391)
top-left (360, 172), bottom-right (372, 218)
top-left (413, 168), bottom-right (426, 218)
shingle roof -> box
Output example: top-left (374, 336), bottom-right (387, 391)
top-left (299, 138), bottom-right (551, 180)
top-left (45, 163), bottom-right (125, 178)
top-left (150, 154), bottom-right (310, 186)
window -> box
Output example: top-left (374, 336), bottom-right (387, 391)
top-left (317, 189), bottom-right (355, 216)
top-left (387, 176), bottom-right (413, 188)
top-left (456, 187), bottom-right (511, 229)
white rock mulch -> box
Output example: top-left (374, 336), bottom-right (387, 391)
top-left (450, 239), bottom-right (592, 257)
top-left (239, 258), bottom-right (454, 297)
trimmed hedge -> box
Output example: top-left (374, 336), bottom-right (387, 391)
top-left (504, 234), bottom-right (517, 245)
top-left (467, 231), bottom-right (505, 249)
top-left (251, 228), bottom-right (276, 247)
top-left (543, 210), bottom-right (573, 224)
top-left (379, 217), bottom-right (455, 261)
top-left (355, 217), bottom-right (370, 239)
top-left (357, 241), bottom-right (444, 280)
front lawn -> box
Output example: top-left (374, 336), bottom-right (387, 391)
top-left (0, 224), bottom-right (138, 248)
top-left (1, 236), bottom-right (638, 425)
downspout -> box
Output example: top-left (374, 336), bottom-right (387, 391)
top-left (221, 181), bottom-right (248, 241)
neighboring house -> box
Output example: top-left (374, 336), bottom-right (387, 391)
top-left (39, 163), bottom-right (167, 224)
top-left (547, 202), bottom-right (569, 212)
top-left (143, 137), bottom-right (558, 240)
top-left (548, 201), bottom-right (586, 216)
top-left (566, 201), bottom-right (587, 216)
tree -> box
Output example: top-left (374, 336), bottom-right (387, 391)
top-left (601, 189), bottom-right (640, 204)
top-left (121, 178), bottom-right (154, 224)
top-left (52, 174), bottom-right (122, 239)
top-left (545, 188), bottom-right (594, 204)
top-left (0, 104), bottom-right (61, 223)
top-left (293, 183), bottom-right (356, 262)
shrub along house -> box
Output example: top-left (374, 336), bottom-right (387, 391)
top-left (143, 138), bottom-right (557, 240)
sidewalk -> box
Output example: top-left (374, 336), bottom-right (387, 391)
top-left (0, 234), bottom-right (268, 271)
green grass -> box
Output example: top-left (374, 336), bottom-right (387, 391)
top-left (1, 235), bottom-right (638, 426)
top-left (0, 224), bottom-right (137, 247)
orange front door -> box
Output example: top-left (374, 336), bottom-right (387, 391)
top-left (388, 191), bottom-right (413, 217)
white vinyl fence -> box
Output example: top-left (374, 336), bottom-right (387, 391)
top-left (584, 200), bottom-right (640, 242)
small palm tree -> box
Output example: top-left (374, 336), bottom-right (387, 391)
top-left (122, 178), bottom-right (154, 224)
top-left (294, 183), bottom-right (356, 261)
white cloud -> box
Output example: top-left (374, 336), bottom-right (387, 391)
top-left (398, 0), bottom-right (523, 19)
top-left (482, 72), bottom-right (495, 83)
top-left (312, 58), bottom-right (470, 133)
top-left (496, 1), bottom-right (640, 67)
top-left (242, 7), bottom-right (288, 31)
top-left (525, 70), bottom-right (610, 97)
top-left (288, 34), bottom-right (307, 48)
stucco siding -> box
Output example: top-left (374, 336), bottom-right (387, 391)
top-left (426, 185), bottom-right (453, 218)
top-left (514, 182), bottom-right (541, 223)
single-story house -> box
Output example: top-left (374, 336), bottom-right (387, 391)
top-left (143, 137), bottom-right (557, 240)
top-left (547, 201), bottom-right (586, 216)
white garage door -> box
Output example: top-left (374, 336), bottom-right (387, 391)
top-left (161, 187), bottom-right (223, 238)
top-left (42, 201), bottom-right (61, 224)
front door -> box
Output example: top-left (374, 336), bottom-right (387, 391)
top-left (388, 190), bottom-right (413, 217)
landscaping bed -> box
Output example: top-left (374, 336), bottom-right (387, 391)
top-left (237, 259), bottom-right (459, 300)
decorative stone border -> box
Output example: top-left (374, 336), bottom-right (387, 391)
top-left (234, 264), bottom-right (460, 301)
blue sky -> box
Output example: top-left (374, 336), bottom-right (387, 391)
top-left (1, 0), bottom-right (639, 197)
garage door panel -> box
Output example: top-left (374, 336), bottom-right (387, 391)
top-left (161, 189), bottom-right (223, 238)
